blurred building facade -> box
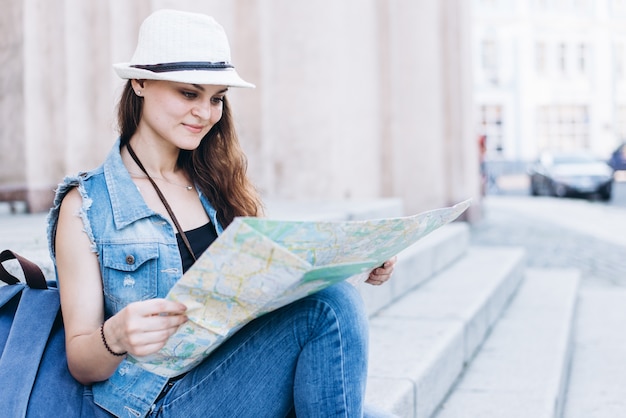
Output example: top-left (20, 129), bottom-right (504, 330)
top-left (473, 0), bottom-right (626, 163)
top-left (1, 0), bottom-right (480, 218)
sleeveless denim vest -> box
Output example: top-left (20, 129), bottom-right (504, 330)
top-left (47, 139), bottom-right (223, 417)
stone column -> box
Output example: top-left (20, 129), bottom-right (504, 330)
top-left (244, 0), bottom-right (382, 200)
top-left (22, 0), bottom-right (66, 212)
top-left (383, 0), bottom-right (449, 215)
top-left (440, 0), bottom-right (483, 221)
top-left (0, 0), bottom-right (26, 208)
top-left (63, 0), bottom-right (117, 175)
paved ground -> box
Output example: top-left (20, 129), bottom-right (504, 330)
top-left (470, 195), bottom-right (626, 287)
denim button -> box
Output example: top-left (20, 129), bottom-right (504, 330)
top-left (126, 255), bottom-right (135, 264)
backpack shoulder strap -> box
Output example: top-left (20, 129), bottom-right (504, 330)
top-left (0, 250), bottom-right (47, 289)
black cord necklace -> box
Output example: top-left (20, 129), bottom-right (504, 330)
top-left (126, 143), bottom-right (197, 261)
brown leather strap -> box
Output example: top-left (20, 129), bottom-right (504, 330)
top-left (126, 144), bottom-right (197, 262)
top-left (0, 249), bottom-right (48, 289)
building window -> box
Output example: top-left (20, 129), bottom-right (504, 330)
top-left (536, 41), bottom-right (547, 73)
top-left (578, 43), bottom-right (586, 74)
top-left (572, 0), bottom-right (590, 11)
top-left (481, 39), bottom-right (499, 84)
top-left (611, 0), bottom-right (626, 14)
top-left (559, 43), bottom-right (567, 74)
top-left (536, 105), bottom-right (589, 151)
top-left (479, 105), bottom-right (504, 154)
top-left (616, 42), bottom-right (625, 80)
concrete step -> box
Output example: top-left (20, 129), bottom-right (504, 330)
top-left (563, 286), bottom-right (626, 418)
top-left (365, 246), bottom-right (526, 417)
top-left (433, 268), bottom-right (580, 418)
top-left (359, 222), bottom-right (470, 316)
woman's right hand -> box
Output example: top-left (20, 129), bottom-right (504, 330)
top-left (104, 299), bottom-right (188, 357)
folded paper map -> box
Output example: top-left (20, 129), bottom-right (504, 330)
top-left (131, 199), bottom-right (471, 376)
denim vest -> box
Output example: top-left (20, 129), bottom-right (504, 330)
top-left (47, 139), bottom-right (224, 417)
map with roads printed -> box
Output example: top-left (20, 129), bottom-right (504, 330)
top-left (131, 199), bottom-right (471, 377)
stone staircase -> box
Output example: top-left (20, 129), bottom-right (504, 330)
top-left (264, 198), bottom-right (580, 418)
top-left (359, 221), bottom-right (579, 418)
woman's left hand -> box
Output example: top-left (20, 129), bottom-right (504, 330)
top-left (365, 256), bottom-right (397, 286)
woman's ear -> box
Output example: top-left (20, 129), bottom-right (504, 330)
top-left (130, 79), bottom-right (146, 92)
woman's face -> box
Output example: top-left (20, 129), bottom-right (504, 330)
top-left (132, 80), bottom-right (227, 150)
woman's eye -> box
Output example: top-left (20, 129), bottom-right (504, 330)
top-left (211, 96), bottom-right (225, 105)
top-left (182, 91), bottom-right (198, 99)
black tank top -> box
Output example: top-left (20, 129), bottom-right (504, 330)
top-left (176, 222), bottom-right (218, 273)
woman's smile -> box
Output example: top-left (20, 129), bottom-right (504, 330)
top-left (182, 123), bottom-right (206, 134)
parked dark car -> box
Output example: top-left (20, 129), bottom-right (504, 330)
top-left (608, 142), bottom-right (626, 171)
top-left (528, 151), bottom-right (614, 200)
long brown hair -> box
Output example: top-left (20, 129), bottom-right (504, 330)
top-left (117, 80), bottom-right (263, 226)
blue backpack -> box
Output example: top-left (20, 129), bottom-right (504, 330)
top-left (0, 250), bottom-right (84, 417)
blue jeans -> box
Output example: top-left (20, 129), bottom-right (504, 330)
top-left (85, 282), bottom-right (393, 417)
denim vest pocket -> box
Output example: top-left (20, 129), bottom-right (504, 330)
top-left (102, 243), bottom-right (159, 312)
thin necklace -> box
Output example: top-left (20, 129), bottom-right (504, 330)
top-left (126, 143), bottom-right (197, 261)
top-left (128, 171), bottom-right (194, 191)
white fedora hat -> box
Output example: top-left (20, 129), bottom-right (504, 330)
top-left (113, 9), bottom-right (254, 88)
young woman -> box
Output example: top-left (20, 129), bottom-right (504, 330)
top-left (48, 9), bottom-right (396, 417)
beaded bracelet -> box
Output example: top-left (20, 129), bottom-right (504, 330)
top-left (100, 322), bottom-right (127, 357)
